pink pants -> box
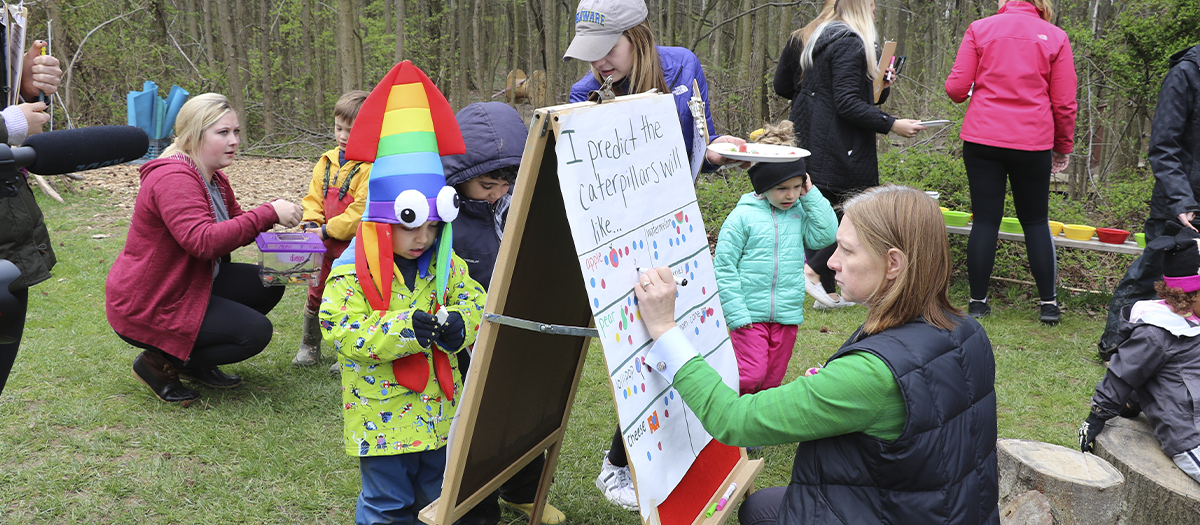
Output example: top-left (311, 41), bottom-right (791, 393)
top-left (729, 322), bottom-right (799, 395)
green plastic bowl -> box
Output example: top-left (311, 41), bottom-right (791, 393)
top-left (999, 217), bottom-right (1023, 234)
top-left (1135, 232), bottom-right (1146, 248)
top-left (942, 210), bottom-right (970, 227)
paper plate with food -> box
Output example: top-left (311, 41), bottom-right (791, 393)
top-left (708, 142), bottom-right (811, 163)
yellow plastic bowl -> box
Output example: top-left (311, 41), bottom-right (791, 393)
top-left (1063, 224), bottom-right (1096, 241)
top-left (940, 207), bottom-right (949, 212)
top-left (1048, 221), bottom-right (1064, 236)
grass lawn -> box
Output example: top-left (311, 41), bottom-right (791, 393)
top-left (0, 188), bottom-right (1114, 523)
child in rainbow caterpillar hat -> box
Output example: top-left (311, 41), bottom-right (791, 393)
top-left (318, 61), bottom-right (486, 524)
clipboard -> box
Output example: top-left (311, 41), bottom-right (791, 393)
top-left (873, 41), bottom-right (896, 103)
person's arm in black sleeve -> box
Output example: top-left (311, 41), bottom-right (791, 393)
top-left (1148, 64), bottom-right (1200, 221)
top-left (1082, 325), bottom-right (1168, 451)
top-left (774, 36), bottom-right (802, 100)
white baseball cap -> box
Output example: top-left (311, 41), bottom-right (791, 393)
top-left (563, 0), bottom-right (648, 62)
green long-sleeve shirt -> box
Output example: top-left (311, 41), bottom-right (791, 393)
top-left (656, 328), bottom-right (907, 445)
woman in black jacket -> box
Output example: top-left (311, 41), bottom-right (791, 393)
top-left (773, 0), bottom-right (924, 309)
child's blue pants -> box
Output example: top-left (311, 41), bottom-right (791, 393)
top-left (356, 448), bottom-right (446, 525)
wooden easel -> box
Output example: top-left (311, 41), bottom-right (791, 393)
top-left (421, 94), bottom-right (761, 525)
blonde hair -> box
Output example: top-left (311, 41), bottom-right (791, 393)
top-left (1010, 0), bottom-right (1054, 22)
top-left (754, 120), bottom-right (795, 146)
top-left (591, 21), bottom-right (670, 96)
top-left (161, 93), bottom-right (235, 159)
top-left (842, 185), bottom-right (961, 334)
top-left (334, 90), bottom-right (369, 123)
top-left (800, 0), bottom-right (879, 80)
top-left (789, 0), bottom-right (837, 45)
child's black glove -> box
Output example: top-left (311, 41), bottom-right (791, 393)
top-left (1079, 412), bottom-right (1107, 453)
top-left (411, 311), bottom-right (438, 348)
top-left (435, 311), bottom-right (466, 352)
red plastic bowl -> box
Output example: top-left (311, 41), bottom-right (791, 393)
top-left (1096, 227), bottom-right (1130, 244)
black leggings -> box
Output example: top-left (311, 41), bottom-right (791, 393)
top-left (805, 188), bottom-right (853, 294)
top-left (0, 288), bottom-right (29, 397)
top-left (118, 262), bottom-right (284, 367)
top-left (963, 141), bottom-right (1057, 302)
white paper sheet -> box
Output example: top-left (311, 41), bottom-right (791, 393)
top-left (554, 94), bottom-right (739, 519)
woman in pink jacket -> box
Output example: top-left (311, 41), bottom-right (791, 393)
top-left (945, 0), bottom-right (1076, 324)
top-left (106, 93), bottom-right (303, 405)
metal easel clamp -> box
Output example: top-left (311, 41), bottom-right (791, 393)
top-left (587, 75), bottom-right (616, 104)
top-left (483, 312), bottom-right (599, 338)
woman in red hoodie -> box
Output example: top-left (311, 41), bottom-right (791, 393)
top-left (105, 93), bottom-right (303, 405)
top-left (945, 0), bottom-right (1077, 324)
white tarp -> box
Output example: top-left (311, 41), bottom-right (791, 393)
top-left (554, 94), bottom-right (738, 519)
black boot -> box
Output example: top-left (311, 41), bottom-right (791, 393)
top-left (132, 351), bottom-right (200, 405)
top-left (178, 365), bottom-right (242, 388)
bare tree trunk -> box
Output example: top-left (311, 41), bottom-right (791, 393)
top-left (259, 0), bottom-right (275, 138)
top-left (473, 0), bottom-right (484, 98)
top-left (383, 0), bottom-right (391, 36)
top-left (215, 0), bottom-right (247, 121)
top-left (234, 0), bottom-right (251, 86)
top-left (543, 0), bottom-right (557, 103)
top-left (395, 0), bottom-right (405, 62)
top-left (665, 0), bottom-right (675, 46)
top-left (337, 0), bottom-right (363, 92)
top-left (183, 0), bottom-right (200, 51)
top-left (739, 0), bottom-right (753, 76)
top-left (202, 0), bottom-right (216, 68)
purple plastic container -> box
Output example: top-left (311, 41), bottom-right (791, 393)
top-left (255, 232), bottom-right (326, 286)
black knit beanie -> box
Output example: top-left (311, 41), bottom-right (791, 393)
top-left (747, 157), bottom-right (806, 195)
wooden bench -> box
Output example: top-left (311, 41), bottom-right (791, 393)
top-left (945, 224), bottom-right (1143, 256)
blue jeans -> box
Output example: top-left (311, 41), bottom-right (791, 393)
top-left (1099, 218), bottom-right (1169, 358)
top-left (357, 449), bottom-right (446, 525)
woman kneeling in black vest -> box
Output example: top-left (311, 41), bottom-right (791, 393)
top-left (636, 184), bottom-right (999, 525)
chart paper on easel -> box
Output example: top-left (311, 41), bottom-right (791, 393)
top-left (553, 94), bottom-right (739, 519)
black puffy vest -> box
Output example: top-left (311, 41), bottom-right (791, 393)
top-left (780, 318), bottom-right (1000, 525)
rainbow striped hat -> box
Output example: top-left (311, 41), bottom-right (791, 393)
top-left (345, 61), bottom-right (465, 312)
top-left (347, 61), bottom-right (465, 225)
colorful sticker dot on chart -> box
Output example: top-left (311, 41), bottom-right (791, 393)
top-left (628, 335), bottom-right (633, 345)
top-left (623, 390), bottom-right (628, 399)
top-left (658, 442), bottom-right (662, 450)
top-left (593, 298), bottom-right (599, 308)
top-left (665, 409), bottom-right (669, 418)
top-left (653, 241), bottom-right (657, 249)
top-left (590, 278), bottom-right (596, 288)
top-left (601, 279), bottom-right (606, 289)
top-left (682, 234), bottom-right (687, 242)
top-left (669, 238), bottom-right (673, 246)
top-left (641, 383), bottom-right (646, 392)
top-left (647, 452), bottom-right (652, 461)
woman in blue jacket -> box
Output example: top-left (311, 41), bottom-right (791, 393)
top-left (564, 0), bottom-right (745, 180)
top-left (563, 0), bottom-right (746, 510)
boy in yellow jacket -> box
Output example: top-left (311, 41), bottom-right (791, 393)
top-left (295, 90), bottom-right (372, 367)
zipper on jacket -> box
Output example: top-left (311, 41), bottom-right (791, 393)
top-left (770, 207), bottom-right (779, 322)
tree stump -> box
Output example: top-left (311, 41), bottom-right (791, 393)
top-left (997, 438), bottom-right (1124, 524)
top-left (1000, 490), bottom-right (1053, 525)
top-left (1094, 414), bottom-right (1200, 525)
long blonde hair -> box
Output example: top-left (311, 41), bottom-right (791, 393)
top-left (800, 0), bottom-right (879, 79)
top-left (1009, 0), bottom-right (1055, 22)
top-left (160, 93), bottom-right (235, 159)
top-left (789, 0), bottom-right (837, 45)
top-left (591, 21), bottom-right (669, 96)
top-left (842, 185), bottom-right (961, 335)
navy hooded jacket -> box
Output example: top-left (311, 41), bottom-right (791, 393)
top-left (441, 102), bottom-right (527, 289)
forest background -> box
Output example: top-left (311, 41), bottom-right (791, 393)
top-left (21, 0), bottom-right (1200, 291)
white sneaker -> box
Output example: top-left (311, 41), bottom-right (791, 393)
top-left (805, 277), bottom-right (837, 308)
top-left (813, 297), bottom-right (854, 310)
top-left (595, 451), bottom-right (639, 511)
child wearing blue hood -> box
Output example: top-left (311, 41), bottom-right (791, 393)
top-left (441, 101), bottom-right (565, 525)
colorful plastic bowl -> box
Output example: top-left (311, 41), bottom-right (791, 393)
top-left (999, 217), bottom-right (1023, 234)
top-left (1096, 227), bottom-right (1131, 244)
top-left (1135, 232), bottom-right (1146, 248)
top-left (1048, 221), bottom-right (1065, 236)
top-left (1063, 224), bottom-right (1096, 241)
top-left (940, 206), bottom-right (949, 212)
top-left (942, 210), bottom-right (970, 227)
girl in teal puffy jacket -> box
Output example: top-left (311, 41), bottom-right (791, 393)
top-left (715, 125), bottom-right (838, 395)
